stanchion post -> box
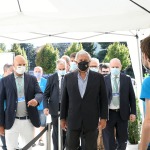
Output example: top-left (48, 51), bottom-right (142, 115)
top-left (58, 112), bottom-right (63, 150)
top-left (47, 123), bottom-right (52, 150)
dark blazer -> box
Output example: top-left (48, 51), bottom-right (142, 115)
top-left (0, 73), bottom-right (43, 129)
top-left (60, 70), bottom-right (108, 130)
top-left (104, 73), bottom-right (136, 120)
top-left (43, 73), bottom-right (60, 116)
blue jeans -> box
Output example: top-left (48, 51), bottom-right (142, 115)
top-left (1, 135), bottom-right (7, 150)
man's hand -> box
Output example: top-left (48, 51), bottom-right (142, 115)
top-left (0, 126), bottom-right (5, 136)
top-left (27, 99), bottom-right (38, 107)
top-left (60, 119), bottom-right (67, 131)
top-left (43, 108), bottom-right (49, 115)
top-left (98, 119), bottom-right (107, 130)
top-left (129, 114), bottom-right (136, 122)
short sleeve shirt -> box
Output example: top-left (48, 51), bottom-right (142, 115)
top-left (140, 76), bottom-right (150, 101)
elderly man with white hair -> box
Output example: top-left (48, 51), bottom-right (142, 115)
top-left (60, 50), bottom-right (108, 150)
top-left (89, 58), bottom-right (100, 72)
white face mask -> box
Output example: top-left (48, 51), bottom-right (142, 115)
top-left (57, 70), bottom-right (66, 76)
top-left (90, 67), bottom-right (99, 72)
top-left (16, 66), bottom-right (26, 75)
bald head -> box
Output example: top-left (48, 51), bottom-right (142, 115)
top-left (110, 58), bottom-right (122, 70)
top-left (13, 55), bottom-right (26, 76)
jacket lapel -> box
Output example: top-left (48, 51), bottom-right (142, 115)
top-left (54, 73), bottom-right (59, 92)
top-left (24, 73), bottom-right (30, 96)
top-left (83, 70), bottom-right (93, 99)
top-left (9, 73), bottom-right (17, 96)
top-left (73, 71), bottom-right (82, 99)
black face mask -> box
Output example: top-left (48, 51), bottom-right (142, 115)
top-left (78, 61), bottom-right (89, 71)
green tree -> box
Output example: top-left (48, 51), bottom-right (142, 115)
top-left (0, 43), bottom-right (6, 51)
top-left (0, 48), bottom-right (3, 53)
top-left (20, 43), bottom-right (36, 70)
top-left (65, 43), bottom-right (83, 56)
top-left (96, 50), bottom-right (107, 63)
top-left (35, 44), bottom-right (59, 74)
top-left (99, 42), bottom-right (127, 49)
top-left (10, 44), bottom-right (28, 69)
top-left (82, 42), bottom-right (96, 57)
top-left (128, 99), bottom-right (142, 144)
top-left (52, 43), bottom-right (70, 57)
top-left (10, 44), bottom-right (23, 55)
top-left (104, 42), bottom-right (131, 70)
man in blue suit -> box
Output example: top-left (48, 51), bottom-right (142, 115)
top-left (0, 55), bottom-right (43, 150)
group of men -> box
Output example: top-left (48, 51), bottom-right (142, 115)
top-left (0, 47), bottom-right (137, 150)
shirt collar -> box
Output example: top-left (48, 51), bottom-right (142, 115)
top-left (14, 73), bottom-right (24, 79)
top-left (78, 69), bottom-right (89, 80)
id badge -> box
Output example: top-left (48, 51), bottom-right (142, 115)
top-left (112, 93), bottom-right (119, 97)
top-left (18, 97), bottom-right (25, 102)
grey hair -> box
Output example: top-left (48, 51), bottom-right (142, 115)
top-left (34, 66), bottom-right (43, 73)
top-left (56, 58), bottom-right (66, 67)
top-left (75, 50), bottom-right (91, 62)
top-left (91, 58), bottom-right (100, 66)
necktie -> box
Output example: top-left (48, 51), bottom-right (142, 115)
top-left (113, 77), bottom-right (118, 93)
top-left (112, 77), bottom-right (119, 106)
top-left (59, 75), bottom-right (64, 102)
top-left (60, 75), bottom-right (64, 89)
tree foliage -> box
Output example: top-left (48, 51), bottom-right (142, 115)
top-left (65, 43), bottom-right (83, 56)
top-left (10, 44), bottom-right (28, 69)
top-left (10, 44), bottom-right (23, 55)
top-left (52, 43), bottom-right (70, 57)
top-left (0, 43), bottom-right (6, 52)
top-left (82, 42), bottom-right (96, 57)
top-left (128, 99), bottom-right (142, 144)
top-left (99, 42), bottom-right (127, 49)
top-left (35, 44), bottom-right (59, 74)
top-left (20, 43), bottom-right (36, 70)
top-left (0, 48), bottom-right (3, 53)
top-left (104, 42), bottom-right (131, 70)
top-left (96, 50), bottom-right (107, 63)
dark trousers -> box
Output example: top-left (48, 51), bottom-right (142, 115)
top-left (66, 128), bottom-right (98, 150)
top-left (0, 135), bottom-right (7, 150)
top-left (51, 115), bottom-right (66, 150)
top-left (102, 110), bottom-right (128, 150)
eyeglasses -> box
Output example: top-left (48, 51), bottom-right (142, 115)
top-left (102, 71), bottom-right (109, 73)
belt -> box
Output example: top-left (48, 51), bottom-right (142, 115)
top-left (109, 109), bottom-right (120, 112)
top-left (15, 116), bottom-right (29, 120)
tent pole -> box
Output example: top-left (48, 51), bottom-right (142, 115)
top-left (135, 32), bottom-right (143, 84)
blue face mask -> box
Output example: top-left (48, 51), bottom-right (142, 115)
top-left (34, 72), bottom-right (42, 79)
top-left (57, 70), bottom-right (66, 76)
top-left (70, 62), bottom-right (78, 71)
top-left (111, 68), bottom-right (120, 76)
top-left (90, 67), bottom-right (99, 72)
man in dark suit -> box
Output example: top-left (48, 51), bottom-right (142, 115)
top-left (60, 50), bottom-right (108, 150)
top-left (44, 58), bottom-right (67, 150)
top-left (102, 58), bottom-right (136, 150)
top-left (0, 55), bottom-right (43, 150)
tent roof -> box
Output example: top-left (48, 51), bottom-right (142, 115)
top-left (0, 0), bottom-right (150, 42)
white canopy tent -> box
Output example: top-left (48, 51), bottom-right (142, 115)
top-left (0, 0), bottom-right (150, 117)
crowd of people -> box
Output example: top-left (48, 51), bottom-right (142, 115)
top-left (0, 35), bottom-right (150, 150)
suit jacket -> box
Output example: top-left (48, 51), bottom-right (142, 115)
top-left (43, 73), bottom-right (60, 116)
top-left (104, 73), bottom-right (136, 120)
top-left (0, 73), bottom-right (43, 129)
top-left (60, 70), bottom-right (108, 130)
